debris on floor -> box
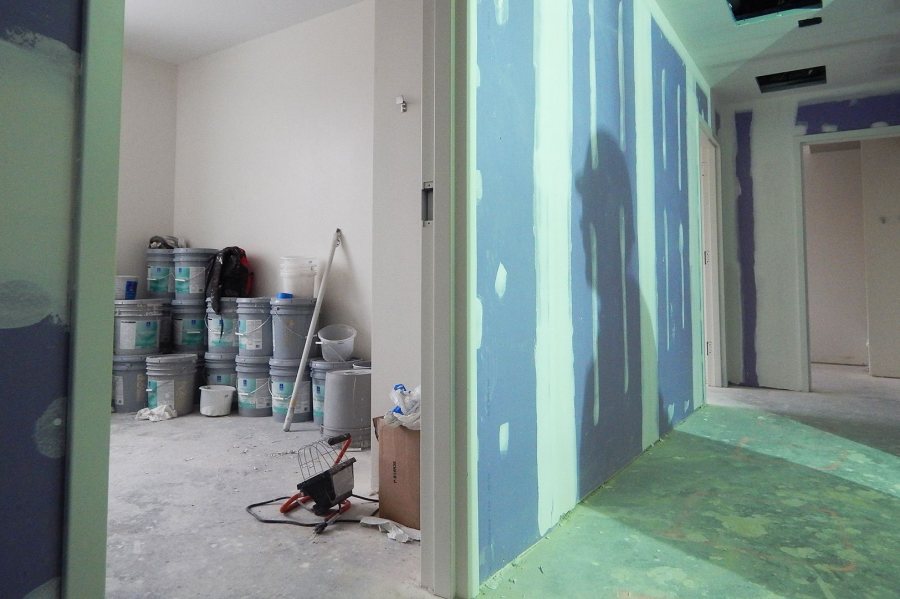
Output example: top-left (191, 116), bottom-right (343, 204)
top-left (360, 517), bottom-right (420, 543)
top-left (134, 405), bottom-right (176, 422)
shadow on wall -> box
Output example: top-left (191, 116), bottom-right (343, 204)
top-left (575, 131), bottom-right (646, 493)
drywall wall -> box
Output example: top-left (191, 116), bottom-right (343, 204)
top-left (174, 1), bottom-right (375, 358)
top-left (470, 0), bottom-right (707, 583)
top-left (116, 51), bottom-right (177, 286)
top-left (718, 81), bottom-right (900, 390)
top-left (803, 145), bottom-right (868, 366)
top-left (861, 137), bottom-right (900, 378)
top-left (370, 0), bottom-right (423, 485)
top-left (0, 3), bottom-right (82, 595)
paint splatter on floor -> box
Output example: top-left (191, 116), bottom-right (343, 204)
top-left (480, 405), bottom-right (900, 598)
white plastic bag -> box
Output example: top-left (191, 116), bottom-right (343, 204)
top-left (384, 384), bottom-right (421, 430)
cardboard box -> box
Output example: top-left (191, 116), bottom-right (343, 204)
top-left (373, 416), bottom-right (420, 530)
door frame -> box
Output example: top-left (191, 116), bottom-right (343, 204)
top-left (699, 123), bottom-right (726, 387)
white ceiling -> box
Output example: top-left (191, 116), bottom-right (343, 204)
top-left (655, 0), bottom-right (900, 103)
top-left (124, 0), bottom-right (364, 64)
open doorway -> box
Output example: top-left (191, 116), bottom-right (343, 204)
top-left (699, 125), bottom-right (726, 387)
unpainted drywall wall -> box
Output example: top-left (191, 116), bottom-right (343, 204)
top-left (803, 146), bottom-right (868, 366)
top-left (0, 2), bottom-right (83, 595)
top-left (116, 51), bottom-right (177, 286)
top-left (470, 0), bottom-right (708, 583)
top-left (174, 1), bottom-right (375, 357)
top-left (860, 137), bottom-right (900, 378)
top-left (718, 81), bottom-right (900, 390)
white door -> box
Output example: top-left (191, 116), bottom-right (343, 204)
top-left (700, 128), bottom-right (725, 387)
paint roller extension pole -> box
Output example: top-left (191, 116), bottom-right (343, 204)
top-left (283, 228), bottom-right (342, 432)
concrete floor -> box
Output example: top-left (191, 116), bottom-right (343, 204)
top-left (106, 413), bottom-right (430, 598)
top-left (481, 364), bottom-right (900, 598)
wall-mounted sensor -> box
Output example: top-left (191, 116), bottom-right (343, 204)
top-left (396, 95), bottom-right (408, 113)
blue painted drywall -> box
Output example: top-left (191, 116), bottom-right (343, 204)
top-left (0, 0), bottom-right (83, 52)
top-left (734, 110), bottom-right (759, 387)
top-left (796, 92), bottom-right (900, 133)
top-left (571, 0), bottom-right (643, 495)
top-left (475, 0), bottom-right (540, 576)
top-left (696, 84), bottom-right (710, 125)
top-left (652, 19), bottom-right (694, 433)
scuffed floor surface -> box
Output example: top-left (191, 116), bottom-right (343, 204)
top-left (481, 371), bottom-right (900, 598)
top-left (106, 413), bottom-right (429, 599)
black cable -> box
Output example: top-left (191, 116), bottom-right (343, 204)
top-left (246, 496), bottom-right (379, 528)
top-left (351, 493), bottom-right (379, 503)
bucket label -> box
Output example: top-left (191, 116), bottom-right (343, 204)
top-left (272, 380), bottom-right (294, 399)
top-left (238, 319), bottom-right (264, 350)
top-left (147, 379), bottom-right (175, 409)
top-left (147, 266), bottom-right (171, 293)
top-left (118, 320), bottom-right (159, 351)
top-left (239, 377), bottom-right (271, 409)
top-left (175, 266), bottom-right (206, 294)
top-left (210, 372), bottom-right (236, 386)
top-left (175, 318), bottom-right (203, 347)
top-left (208, 317), bottom-right (236, 348)
top-left (113, 375), bottom-right (124, 406)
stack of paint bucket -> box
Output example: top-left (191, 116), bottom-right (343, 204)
top-left (269, 295), bottom-right (316, 424)
top-left (173, 248), bottom-right (217, 404)
top-left (112, 298), bottom-right (162, 413)
top-left (205, 297), bottom-right (238, 409)
top-left (235, 297), bottom-right (273, 416)
top-left (145, 247), bottom-right (175, 352)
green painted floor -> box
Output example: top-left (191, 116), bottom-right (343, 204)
top-left (480, 405), bottom-right (900, 598)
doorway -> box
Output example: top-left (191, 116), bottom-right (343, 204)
top-left (699, 125), bottom-right (726, 387)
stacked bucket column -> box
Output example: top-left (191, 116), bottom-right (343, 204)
top-left (172, 248), bottom-right (217, 407)
top-left (269, 296), bottom-right (315, 423)
top-left (205, 297), bottom-right (238, 407)
top-left (112, 299), bottom-right (161, 412)
top-left (235, 297), bottom-right (273, 416)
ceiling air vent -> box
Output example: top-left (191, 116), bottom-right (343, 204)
top-left (727, 0), bottom-right (822, 22)
top-left (798, 16), bottom-right (823, 27)
top-left (756, 65), bottom-right (826, 93)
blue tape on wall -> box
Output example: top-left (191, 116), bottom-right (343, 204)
top-left (734, 111), bottom-right (759, 387)
top-left (796, 92), bottom-right (900, 134)
top-left (571, 0), bottom-right (643, 496)
top-left (475, 0), bottom-right (540, 578)
top-left (652, 18), bottom-right (694, 432)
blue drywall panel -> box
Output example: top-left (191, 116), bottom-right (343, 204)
top-left (651, 18), bottom-right (694, 433)
top-left (734, 111), bottom-right (759, 387)
top-left (475, 0), bottom-right (540, 578)
top-left (696, 84), bottom-right (710, 125)
top-left (0, 0), bottom-right (83, 52)
top-left (796, 92), bottom-right (900, 134)
top-left (571, 0), bottom-right (643, 497)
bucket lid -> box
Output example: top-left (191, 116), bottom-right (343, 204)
top-left (172, 298), bottom-right (207, 307)
top-left (173, 247), bottom-right (218, 255)
top-left (205, 351), bottom-right (236, 361)
top-left (143, 298), bottom-right (172, 307)
top-left (113, 354), bottom-right (147, 364)
top-left (236, 297), bottom-right (271, 306)
top-left (206, 296), bottom-right (238, 306)
top-left (114, 299), bottom-right (157, 307)
top-left (235, 355), bottom-right (270, 366)
top-left (146, 353), bottom-right (197, 365)
top-left (270, 297), bottom-right (316, 308)
top-left (146, 248), bottom-right (174, 255)
top-left (326, 369), bottom-right (372, 380)
top-left (309, 357), bottom-right (359, 369)
top-left (269, 357), bottom-right (302, 368)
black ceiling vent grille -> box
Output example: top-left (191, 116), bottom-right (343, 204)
top-left (756, 65), bottom-right (826, 93)
top-left (727, 0), bottom-right (822, 22)
top-left (798, 16), bottom-right (823, 27)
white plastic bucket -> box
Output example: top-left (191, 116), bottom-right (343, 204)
top-left (200, 385), bottom-right (234, 416)
top-left (235, 355), bottom-right (271, 417)
top-left (112, 355), bottom-right (147, 412)
top-left (269, 357), bottom-right (311, 423)
top-left (236, 297), bottom-right (272, 357)
top-left (270, 297), bottom-right (315, 360)
top-left (173, 247), bottom-right (216, 300)
top-left (172, 299), bottom-right (206, 354)
top-left (278, 256), bottom-right (319, 298)
top-left (206, 297), bottom-right (238, 353)
top-left (317, 324), bottom-right (356, 362)
top-left (115, 275), bottom-right (138, 300)
top-left (113, 300), bottom-right (161, 356)
top-left (146, 353), bottom-right (197, 415)
top-left (146, 248), bottom-right (175, 298)
top-left (309, 357), bottom-right (357, 426)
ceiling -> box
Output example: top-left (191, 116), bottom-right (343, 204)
top-left (654, 0), bottom-right (900, 103)
top-left (124, 0), bottom-right (363, 64)
top-left (124, 0), bottom-right (900, 102)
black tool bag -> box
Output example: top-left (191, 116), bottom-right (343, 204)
top-left (205, 247), bottom-right (253, 313)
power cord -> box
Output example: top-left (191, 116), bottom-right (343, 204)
top-left (246, 495), bottom-right (379, 528)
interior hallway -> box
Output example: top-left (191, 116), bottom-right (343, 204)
top-left (480, 365), bottom-right (900, 598)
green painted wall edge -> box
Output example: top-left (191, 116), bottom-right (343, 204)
top-left (63, 1), bottom-right (124, 597)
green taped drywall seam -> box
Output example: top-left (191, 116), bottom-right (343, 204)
top-left (533, 0), bottom-right (577, 535)
top-left (634, 0), bottom-right (660, 449)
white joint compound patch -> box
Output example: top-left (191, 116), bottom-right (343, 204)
top-left (499, 422), bottom-right (509, 456)
top-left (494, 262), bottom-right (508, 299)
top-left (494, 0), bottom-right (509, 26)
top-left (34, 396), bottom-right (65, 459)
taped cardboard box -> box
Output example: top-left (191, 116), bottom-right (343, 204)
top-left (373, 416), bottom-right (420, 530)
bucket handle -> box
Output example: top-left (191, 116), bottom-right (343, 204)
top-left (238, 378), bottom-right (270, 396)
top-left (277, 320), bottom-right (311, 339)
top-left (204, 315), bottom-right (234, 338)
top-left (174, 269), bottom-right (206, 284)
top-left (235, 316), bottom-right (272, 337)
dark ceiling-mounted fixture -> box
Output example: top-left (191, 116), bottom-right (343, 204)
top-left (798, 16), bottom-right (823, 27)
top-left (727, 0), bottom-right (823, 22)
top-left (756, 65), bottom-right (826, 93)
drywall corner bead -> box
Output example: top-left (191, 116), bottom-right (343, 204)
top-left (795, 91), bottom-right (900, 134)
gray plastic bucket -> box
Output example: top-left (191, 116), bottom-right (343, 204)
top-left (309, 357), bottom-right (358, 426)
top-left (205, 352), bottom-right (237, 387)
top-left (353, 360), bottom-right (372, 369)
top-left (270, 297), bottom-right (315, 360)
top-left (146, 248), bottom-right (175, 298)
top-left (206, 297), bottom-right (238, 354)
top-left (235, 355), bottom-right (271, 417)
top-left (145, 298), bottom-right (173, 353)
top-left (146, 353), bottom-right (197, 415)
top-left (236, 297), bottom-right (272, 357)
top-left (269, 358), bottom-right (311, 423)
top-left (113, 300), bottom-right (161, 356)
top-left (323, 369), bottom-right (372, 449)
top-left (173, 247), bottom-right (216, 300)
top-left (172, 299), bottom-right (206, 354)
top-left (112, 355), bottom-right (147, 413)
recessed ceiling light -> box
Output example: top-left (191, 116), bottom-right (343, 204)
top-left (756, 65), bottom-right (827, 93)
top-left (727, 0), bottom-right (823, 22)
